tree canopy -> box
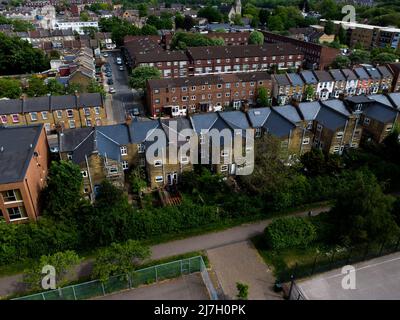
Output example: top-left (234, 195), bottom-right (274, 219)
top-left (248, 31), bottom-right (264, 45)
top-left (130, 65), bottom-right (161, 90)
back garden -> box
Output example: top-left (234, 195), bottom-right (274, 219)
top-left (0, 131), bottom-right (400, 294)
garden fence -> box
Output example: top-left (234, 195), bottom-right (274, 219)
top-left (13, 256), bottom-right (216, 300)
top-left (282, 234), bottom-right (400, 292)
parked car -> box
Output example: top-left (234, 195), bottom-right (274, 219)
top-left (107, 79), bottom-right (113, 85)
top-left (119, 66), bottom-right (124, 71)
top-left (116, 57), bottom-right (122, 65)
top-left (109, 87), bottom-right (116, 94)
top-left (106, 72), bottom-right (112, 77)
top-left (103, 52), bottom-right (109, 57)
top-left (132, 107), bottom-right (140, 116)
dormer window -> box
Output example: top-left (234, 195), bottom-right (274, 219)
top-left (138, 144), bottom-right (145, 153)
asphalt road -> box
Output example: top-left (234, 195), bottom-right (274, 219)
top-left (104, 51), bottom-right (145, 124)
top-left (298, 251), bottom-right (400, 300)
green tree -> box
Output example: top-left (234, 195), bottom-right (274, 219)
top-left (46, 78), bottom-right (65, 95)
top-left (130, 65), bottom-right (161, 90)
top-left (183, 15), bottom-right (195, 31)
top-left (268, 15), bottom-right (284, 31)
top-left (259, 9), bottom-right (270, 26)
top-left (197, 6), bottom-right (222, 23)
top-left (0, 78), bottom-right (22, 99)
top-left (337, 25), bottom-right (347, 45)
top-left (324, 20), bottom-right (335, 35)
top-left (66, 83), bottom-right (84, 94)
top-left (23, 250), bottom-right (81, 290)
top-left (257, 87), bottom-right (270, 107)
top-left (138, 3), bottom-right (148, 17)
top-left (232, 14), bottom-right (244, 26)
top-left (332, 55), bottom-right (351, 69)
top-left (80, 11), bottom-right (90, 22)
top-left (349, 50), bottom-right (371, 64)
top-left (329, 170), bottom-right (399, 245)
top-left (92, 240), bottom-right (150, 282)
top-left (130, 168), bottom-right (147, 195)
top-left (248, 31), bottom-right (264, 45)
top-left (41, 161), bottom-right (84, 221)
top-left (304, 85), bottom-right (315, 101)
top-left (87, 79), bottom-right (105, 96)
top-left (372, 52), bottom-right (399, 64)
top-left (174, 13), bottom-right (184, 29)
top-left (0, 33), bottom-right (50, 75)
top-left (236, 282), bottom-right (249, 300)
top-left (141, 24), bottom-right (158, 35)
top-left (25, 76), bottom-right (48, 97)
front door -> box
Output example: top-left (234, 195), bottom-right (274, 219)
top-left (167, 172), bottom-right (178, 185)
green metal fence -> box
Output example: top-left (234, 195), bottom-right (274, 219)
top-left (13, 256), bottom-right (206, 301)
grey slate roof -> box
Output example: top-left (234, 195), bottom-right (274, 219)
top-left (273, 74), bottom-right (290, 86)
top-left (286, 73), bottom-right (304, 86)
top-left (218, 111), bottom-right (251, 130)
top-left (329, 69), bottom-right (346, 81)
top-left (78, 93), bottom-right (103, 108)
top-left (354, 67), bottom-right (370, 80)
top-left (0, 124), bottom-right (43, 184)
top-left (297, 101), bottom-right (321, 121)
top-left (129, 119), bottom-right (160, 144)
top-left (246, 108), bottom-right (271, 127)
top-left (388, 93), bottom-right (400, 110)
top-left (364, 66), bottom-right (382, 80)
top-left (342, 69), bottom-right (358, 81)
top-left (300, 70), bottom-right (318, 84)
top-left (51, 95), bottom-right (77, 110)
top-left (377, 65), bottom-right (393, 78)
top-left (272, 105), bottom-right (302, 123)
top-left (0, 99), bottom-right (23, 115)
top-left (368, 94), bottom-right (393, 107)
top-left (314, 70), bottom-right (334, 82)
top-left (315, 106), bottom-right (347, 131)
top-left (364, 103), bottom-right (397, 123)
top-left (321, 99), bottom-right (350, 117)
top-left (264, 110), bottom-right (295, 138)
top-left (24, 96), bottom-right (51, 113)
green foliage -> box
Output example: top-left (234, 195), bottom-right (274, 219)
top-left (304, 85), bottom-right (315, 101)
top-left (268, 15), bottom-right (284, 31)
top-left (256, 87), bottom-right (270, 107)
top-left (232, 14), bottom-right (244, 26)
top-left (25, 76), bottom-right (48, 97)
top-left (130, 65), bottom-right (161, 90)
top-left (265, 216), bottom-right (317, 250)
top-left (129, 167), bottom-right (147, 194)
top-left (301, 149), bottom-right (343, 177)
top-left (146, 14), bottom-right (173, 30)
top-left (41, 161), bottom-right (84, 221)
top-left (0, 33), bottom-right (50, 75)
top-left (92, 240), bottom-right (150, 282)
top-left (236, 282), bottom-right (249, 300)
top-left (141, 24), bottom-right (158, 35)
top-left (332, 55), bottom-right (351, 69)
top-left (197, 6), bottom-right (222, 23)
top-left (23, 250), bottom-right (81, 290)
top-left (328, 170), bottom-right (399, 245)
top-left (372, 52), bottom-right (399, 64)
top-left (171, 32), bottom-right (225, 50)
top-left (324, 20), bottom-right (335, 35)
top-left (349, 50), bottom-right (371, 65)
top-left (248, 31), bottom-right (264, 45)
top-left (0, 16), bottom-right (34, 32)
top-left (0, 77), bottom-right (22, 99)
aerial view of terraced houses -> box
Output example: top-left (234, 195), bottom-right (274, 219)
top-left (0, 0), bottom-right (400, 307)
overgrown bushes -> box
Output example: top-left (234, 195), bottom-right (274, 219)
top-left (265, 217), bottom-right (317, 250)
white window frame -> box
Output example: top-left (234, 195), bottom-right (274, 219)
top-left (120, 146), bottom-right (128, 156)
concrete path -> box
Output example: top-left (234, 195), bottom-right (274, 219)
top-left (0, 205), bottom-right (329, 298)
top-left (207, 241), bottom-right (282, 300)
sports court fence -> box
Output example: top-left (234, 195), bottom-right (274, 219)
top-left (13, 255), bottom-right (217, 300)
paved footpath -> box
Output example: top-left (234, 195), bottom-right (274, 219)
top-left (0, 206), bottom-right (329, 298)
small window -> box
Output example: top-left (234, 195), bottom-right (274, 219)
top-left (67, 153), bottom-right (73, 160)
top-left (84, 108), bottom-right (90, 116)
top-left (12, 114), bottom-right (19, 123)
top-left (56, 110), bottom-right (62, 118)
top-left (122, 161), bottom-right (129, 170)
top-left (94, 107), bottom-right (100, 115)
top-left (30, 112), bottom-right (38, 121)
top-left (0, 115), bottom-right (7, 123)
top-left (302, 137), bottom-right (310, 145)
top-left (221, 165), bottom-right (228, 172)
top-left (41, 111), bottom-right (48, 120)
top-left (181, 156), bottom-right (189, 164)
top-left (155, 176), bottom-right (163, 183)
top-left (138, 144), bottom-right (145, 153)
top-left (336, 132), bottom-right (344, 139)
top-left (154, 160), bottom-right (162, 167)
top-left (66, 109), bottom-right (74, 118)
top-left (81, 170), bottom-right (88, 178)
top-left (7, 206), bottom-right (27, 220)
top-left (120, 146), bottom-right (127, 156)
top-left (255, 127), bottom-right (262, 138)
top-left (386, 126), bottom-right (393, 132)
top-left (364, 118), bottom-right (370, 126)
top-left (69, 120), bottom-right (76, 128)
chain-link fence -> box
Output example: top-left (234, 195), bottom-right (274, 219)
top-left (13, 255), bottom-right (215, 300)
top-left (279, 235), bottom-right (400, 286)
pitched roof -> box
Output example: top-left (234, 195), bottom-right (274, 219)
top-left (377, 65), bottom-right (393, 78)
top-left (300, 70), bottom-right (318, 84)
top-left (272, 105), bottom-right (302, 123)
top-left (329, 69), bottom-right (346, 81)
top-left (388, 93), bottom-right (400, 110)
top-left (363, 65), bottom-right (381, 80)
top-left (368, 94), bottom-right (393, 107)
top-left (264, 109), bottom-right (296, 138)
top-left (363, 102), bottom-right (398, 123)
top-left (273, 74), bottom-right (290, 86)
top-left (354, 67), bottom-right (370, 80)
top-left (246, 107), bottom-right (272, 127)
top-left (286, 73), bottom-right (304, 86)
top-left (297, 101), bottom-right (321, 120)
top-left (0, 124), bottom-right (44, 184)
top-left (341, 68), bottom-right (358, 81)
top-left (313, 70), bottom-right (334, 82)
top-left (0, 99), bottom-right (23, 115)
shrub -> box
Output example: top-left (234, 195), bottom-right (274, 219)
top-left (265, 216), bottom-right (317, 250)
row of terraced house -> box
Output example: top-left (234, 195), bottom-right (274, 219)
top-left (57, 93), bottom-right (400, 202)
top-left (146, 63), bottom-right (400, 118)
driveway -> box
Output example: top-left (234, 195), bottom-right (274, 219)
top-left (207, 241), bottom-right (282, 300)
